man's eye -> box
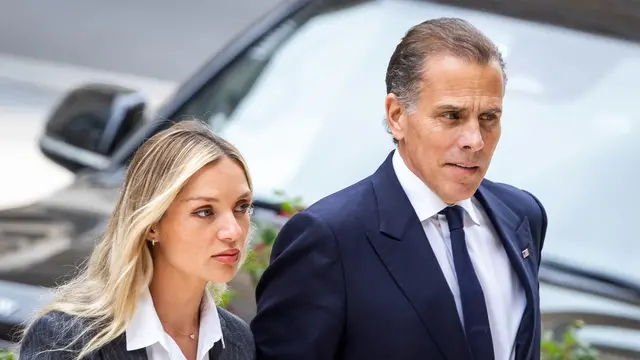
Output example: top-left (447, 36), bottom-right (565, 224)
top-left (481, 113), bottom-right (497, 121)
top-left (443, 112), bottom-right (460, 120)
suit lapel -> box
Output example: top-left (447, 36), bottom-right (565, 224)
top-left (368, 152), bottom-right (473, 360)
top-left (103, 333), bottom-right (148, 360)
top-left (475, 184), bottom-right (537, 359)
top-left (210, 311), bottom-right (227, 359)
top-left (209, 340), bottom-right (223, 359)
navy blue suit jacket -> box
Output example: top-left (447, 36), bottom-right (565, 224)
top-left (251, 151), bottom-right (547, 360)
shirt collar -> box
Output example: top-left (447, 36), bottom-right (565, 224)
top-left (392, 149), bottom-right (481, 225)
top-left (126, 287), bottom-right (225, 353)
top-left (198, 287), bottom-right (226, 353)
top-left (126, 287), bottom-right (164, 351)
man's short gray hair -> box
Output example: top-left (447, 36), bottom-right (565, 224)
top-left (384, 17), bottom-right (506, 143)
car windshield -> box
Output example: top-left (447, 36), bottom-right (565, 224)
top-left (177, 0), bottom-right (640, 283)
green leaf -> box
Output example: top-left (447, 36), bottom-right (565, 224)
top-left (218, 288), bottom-right (236, 309)
top-left (541, 320), bottom-right (599, 360)
top-left (260, 227), bottom-right (278, 247)
top-left (281, 202), bottom-right (294, 214)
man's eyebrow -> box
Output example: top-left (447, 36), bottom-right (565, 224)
top-left (433, 104), bottom-right (502, 114)
top-left (434, 104), bottom-right (465, 112)
top-left (484, 107), bottom-right (502, 114)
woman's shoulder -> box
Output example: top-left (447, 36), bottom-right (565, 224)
top-left (216, 306), bottom-right (252, 339)
top-left (19, 311), bottom-right (94, 359)
top-left (216, 306), bottom-right (255, 359)
top-left (24, 310), bottom-right (87, 341)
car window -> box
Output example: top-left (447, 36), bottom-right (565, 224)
top-left (175, 0), bottom-right (640, 281)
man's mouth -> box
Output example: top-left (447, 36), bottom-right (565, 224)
top-left (454, 164), bottom-right (478, 169)
top-left (446, 163), bottom-right (480, 172)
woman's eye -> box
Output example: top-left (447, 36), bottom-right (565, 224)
top-left (193, 209), bottom-right (213, 217)
top-left (235, 203), bottom-right (253, 214)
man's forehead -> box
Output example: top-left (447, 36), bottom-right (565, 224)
top-left (432, 99), bottom-right (503, 112)
top-left (420, 73), bottom-right (505, 103)
top-left (421, 55), bottom-right (505, 88)
top-left (428, 89), bottom-right (503, 104)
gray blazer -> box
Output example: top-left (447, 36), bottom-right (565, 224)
top-left (18, 307), bottom-right (255, 360)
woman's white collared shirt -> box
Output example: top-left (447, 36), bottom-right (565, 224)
top-left (125, 288), bottom-right (225, 360)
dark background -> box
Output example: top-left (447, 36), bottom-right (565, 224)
top-left (433, 0), bottom-right (640, 43)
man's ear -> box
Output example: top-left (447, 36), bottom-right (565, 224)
top-left (385, 93), bottom-right (406, 142)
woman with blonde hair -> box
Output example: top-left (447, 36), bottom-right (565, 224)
top-left (19, 120), bottom-right (256, 360)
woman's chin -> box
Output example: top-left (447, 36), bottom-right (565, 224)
top-left (205, 268), bottom-right (237, 284)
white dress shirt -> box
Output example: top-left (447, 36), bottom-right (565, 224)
top-left (392, 150), bottom-right (526, 360)
top-left (126, 288), bottom-right (225, 360)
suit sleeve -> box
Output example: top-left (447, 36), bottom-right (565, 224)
top-left (250, 210), bottom-right (345, 360)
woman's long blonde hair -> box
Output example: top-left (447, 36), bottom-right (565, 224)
top-left (20, 119), bottom-right (253, 359)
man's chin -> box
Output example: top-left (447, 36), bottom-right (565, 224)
top-left (440, 181), bottom-right (483, 203)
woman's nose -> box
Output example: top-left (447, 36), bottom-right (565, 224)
top-left (217, 213), bottom-right (243, 242)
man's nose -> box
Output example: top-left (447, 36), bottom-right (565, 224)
top-left (459, 119), bottom-right (484, 151)
top-left (218, 213), bottom-right (243, 243)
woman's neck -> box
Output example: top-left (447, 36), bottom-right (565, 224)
top-left (149, 262), bottom-right (207, 333)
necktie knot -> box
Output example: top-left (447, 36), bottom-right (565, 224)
top-left (439, 205), bottom-right (464, 231)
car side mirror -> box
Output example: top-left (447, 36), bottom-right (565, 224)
top-left (38, 83), bottom-right (147, 173)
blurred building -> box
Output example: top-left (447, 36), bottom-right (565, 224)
top-left (434, 0), bottom-right (640, 43)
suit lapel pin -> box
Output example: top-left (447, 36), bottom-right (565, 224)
top-left (522, 248), bottom-right (530, 258)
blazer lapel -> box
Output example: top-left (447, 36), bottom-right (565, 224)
top-left (210, 312), bottom-right (226, 359)
top-left (209, 340), bottom-right (223, 359)
top-left (367, 151), bottom-right (473, 360)
top-left (102, 333), bottom-right (148, 360)
top-left (475, 183), bottom-right (538, 359)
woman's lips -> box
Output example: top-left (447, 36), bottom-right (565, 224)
top-left (212, 249), bottom-right (240, 264)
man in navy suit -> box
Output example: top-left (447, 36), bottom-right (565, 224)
top-left (251, 17), bottom-right (547, 360)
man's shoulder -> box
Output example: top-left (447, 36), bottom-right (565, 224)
top-left (480, 179), bottom-right (548, 250)
top-left (481, 178), bottom-right (545, 216)
top-left (303, 176), bottom-right (375, 226)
